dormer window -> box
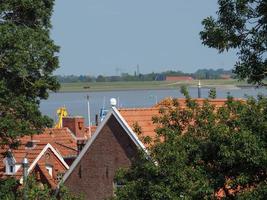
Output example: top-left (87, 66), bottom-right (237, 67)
top-left (4, 152), bottom-right (16, 175)
top-left (25, 140), bottom-right (38, 149)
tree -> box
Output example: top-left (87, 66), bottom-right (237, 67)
top-left (200, 0), bottom-right (267, 85)
top-left (0, 177), bottom-right (83, 200)
top-left (0, 177), bottom-right (18, 199)
top-left (96, 75), bottom-right (106, 82)
top-left (0, 0), bottom-right (60, 146)
top-left (113, 90), bottom-right (267, 199)
top-left (208, 88), bottom-right (217, 99)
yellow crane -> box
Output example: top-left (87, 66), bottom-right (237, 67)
top-left (54, 107), bottom-right (68, 128)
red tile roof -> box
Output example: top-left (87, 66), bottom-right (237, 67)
top-left (119, 108), bottom-right (159, 143)
top-left (0, 143), bottom-right (47, 179)
top-left (0, 143), bottom-right (69, 186)
top-left (20, 128), bottom-right (78, 158)
top-left (0, 127), bottom-right (76, 187)
top-left (84, 126), bottom-right (97, 138)
top-left (119, 98), bottom-right (231, 147)
top-left (119, 98), bottom-right (244, 198)
top-left (154, 97), bottom-right (229, 108)
top-left (37, 164), bottom-right (58, 189)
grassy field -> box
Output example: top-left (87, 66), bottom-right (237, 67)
top-left (58, 79), bottom-right (253, 92)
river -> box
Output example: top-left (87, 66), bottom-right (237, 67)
top-left (40, 87), bottom-right (267, 125)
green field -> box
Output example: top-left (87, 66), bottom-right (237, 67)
top-left (58, 79), bottom-right (255, 92)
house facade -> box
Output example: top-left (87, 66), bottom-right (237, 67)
top-left (62, 108), bottom-right (146, 200)
top-left (0, 143), bottom-right (69, 189)
top-left (0, 116), bottom-right (92, 189)
top-left (61, 98), bottom-right (231, 200)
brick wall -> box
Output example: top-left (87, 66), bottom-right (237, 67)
top-left (32, 148), bottom-right (67, 188)
top-left (64, 115), bottom-right (138, 200)
top-left (62, 117), bottom-right (86, 138)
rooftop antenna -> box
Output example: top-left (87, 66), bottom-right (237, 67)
top-left (87, 95), bottom-right (91, 137)
top-left (198, 80), bottom-right (202, 98)
top-left (102, 96), bottom-right (106, 108)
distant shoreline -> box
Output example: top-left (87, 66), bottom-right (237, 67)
top-left (51, 79), bottom-right (264, 93)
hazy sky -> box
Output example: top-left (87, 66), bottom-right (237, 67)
top-left (51, 0), bottom-right (237, 76)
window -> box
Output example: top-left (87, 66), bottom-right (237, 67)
top-left (78, 165), bottom-right (82, 178)
top-left (46, 165), bottom-right (53, 177)
top-left (9, 165), bottom-right (14, 173)
top-left (56, 172), bottom-right (64, 182)
top-left (78, 122), bottom-right (83, 130)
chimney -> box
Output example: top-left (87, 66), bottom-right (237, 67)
top-left (62, 116), bottom-right (86, 139)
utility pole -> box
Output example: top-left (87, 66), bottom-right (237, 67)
top-left (87, 95), bottom-right (91, 137)
top-left (22, 157), bottom-right (28, 200)
top-left (198, 80), bottom-right (202, 98)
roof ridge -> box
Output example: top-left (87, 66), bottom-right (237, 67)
top-left (118, 107), bottom-right (159, 111)
top-left (44, 127), bottom-right (68, 131)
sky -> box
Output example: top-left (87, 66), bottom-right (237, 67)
top-left (51, 0), bottom-right (237, 76)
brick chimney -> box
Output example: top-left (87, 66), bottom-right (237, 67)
top-left (62, 117), bottom-right (86, 139)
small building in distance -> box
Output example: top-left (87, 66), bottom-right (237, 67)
top-left (219, 74), bottom-right (232, 79)
top-left (165, 76), bottom-right (194, 81)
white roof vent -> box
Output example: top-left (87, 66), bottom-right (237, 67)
top-left (110, 98), bottom-right (117, 107)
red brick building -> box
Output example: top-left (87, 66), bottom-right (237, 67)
top-left (165, 76), bottom-right (194, 81)
top-left (61, 107), bottom-right (148, 200)
top-left (0, 116), bottom-right (93, 189)
top-left (0, 142), bottom-right (69, 189)
top-left (61, 99), bottom-right (232, 199)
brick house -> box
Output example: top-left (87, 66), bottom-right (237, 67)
top-left (0, 116), bottom-right (93, 189)
top-left (61, 98), bottom-right (233, 199)
top-left (0, 142), bottom-right (69, 189)
top-left (61, 107), bottom-right (147, 200)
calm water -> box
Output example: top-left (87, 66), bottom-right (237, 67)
top-left (40, 87), bottom-right (267, 125)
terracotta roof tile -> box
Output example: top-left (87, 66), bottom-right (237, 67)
top-left (19, 128), bottom-right (78, 158)
top-left (37, 165), bottom-right (57, 189)
top-left (119, 108), bottom-right (159, 147)
top-left (119, 98), bottom-right (231, 147)
top-left (0, 127), bottom-right (76, 184)
top-left (154, 98), bottom-right (230, 108)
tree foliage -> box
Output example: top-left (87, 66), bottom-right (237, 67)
top-left (208, 88), bottom-right (217, 99)
top-left (113, 90), bottom-right (267, 199)
top-left (56, 69), bottom-right (233, 83)
top-left (0, 0), bottom-right (60, 146)
top-left (200, 0), bottom-right (267, 85)
top-left (0, 177), bottom-right (83, 200)
top-left (0, 177), bottom-right (18, 199)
